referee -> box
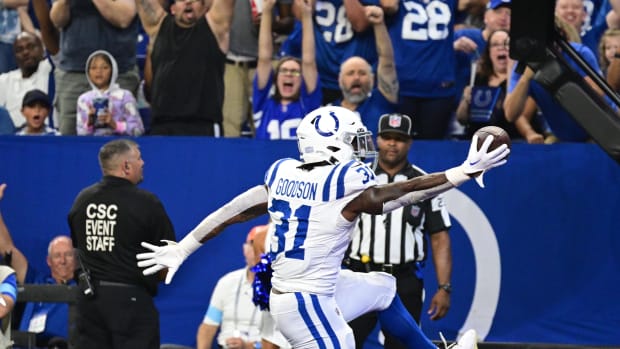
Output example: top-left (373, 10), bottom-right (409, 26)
top-left (68, 139), bottom-right (175, 349)
top-left (344, 113), bottom-right (453, 349)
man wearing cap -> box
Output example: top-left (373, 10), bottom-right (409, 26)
top-left (15, 89), bottom-right (60, 136)
top-left (196, 225), bottom-right (265, 349)
top-left (344, 113), bottom-right (453, 349)
top-left (453, 0), bottom-right (511, 112)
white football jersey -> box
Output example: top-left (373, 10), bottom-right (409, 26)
top-left (264, 158), bottom-right (376, 295)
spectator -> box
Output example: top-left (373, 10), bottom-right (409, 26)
top-left (456, 29), bottom-right (544, 143)
top-left (136, 0), bottom-right (235, 136)
top-left (15, 89), bottom-right (59, 136)
top-left (0, 31), bottom-right (53, 128)
top-left (0, 264), bottom-right (17, 348)
top-left (331, 5), bottom-right (398, 137)
top-left (504, 16), bottom-right (604, 142)
top-left (0, 107), bottom-right (14, 135)
top-left (0, 0), bottom-right (28, 73)
top-left (0, 183), bottom-right (74, 346)
top-left (196, 226), bottom-right (264, 349)
top-left (453, 0), bottom-right (511, 110)
top-left (248, 224), bottom-right (291, 349)
top-left (345, 113), bottom-right (453, 348)
top-left (388, 0), bottom-right (458, 139)
top-left (556, 0), bottom-right (610, 60)
top-left (598, 27), bottom-right (620, 77)
top-left (76, 50), bottom-right (144, 136)
top-left (280, 0), bottom-right (385, 105)
top-left (50, 0), bottom-right (140, 135)
top-left (252, 0), bottom-right (321, 140)
top-left (68, 139), bottom-right (176, 349)
top-left (221, 0), bottom-right (259, 137)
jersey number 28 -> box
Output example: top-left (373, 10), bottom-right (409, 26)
top-left (401, 0), bottom-right (451, 41)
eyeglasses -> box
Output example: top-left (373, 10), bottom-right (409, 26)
top-left (278, 68), bottom-right (301, 77)
top-left (490, 42), bottom-right (510, 49)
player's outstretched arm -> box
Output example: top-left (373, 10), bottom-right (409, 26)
top-left (343, 135), bottom-right (509, 220)
top-left (137, 185), bottom-right (269, 284)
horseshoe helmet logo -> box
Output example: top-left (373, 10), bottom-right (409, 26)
top-left (314, 111), bottom-right (340, 137)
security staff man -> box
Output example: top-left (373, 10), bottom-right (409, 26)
top-left (68, 138), bottom-right (175, 349)
top-left (344, 113), bottom-right (453, 349)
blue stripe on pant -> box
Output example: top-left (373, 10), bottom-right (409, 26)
top-left (295, 293), bottom-right (342, 349)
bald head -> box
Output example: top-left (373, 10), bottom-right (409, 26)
top-left (46, 236), bottom-right (76, 283)
top-left (339, 56), bottom-right (374, 105)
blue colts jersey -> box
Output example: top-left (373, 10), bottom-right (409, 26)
top-left (388, 0), bottom-right (457, 97)
top-left (312, 0), bottom-right (379, 90)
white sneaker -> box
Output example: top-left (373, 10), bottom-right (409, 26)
top-left (439, 329), bottom-right (478, 349)
top-left (451, 329), bottom-right (478, 349)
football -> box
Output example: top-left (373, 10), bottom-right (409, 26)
top-left (474, 126), bottom-right (511, 157)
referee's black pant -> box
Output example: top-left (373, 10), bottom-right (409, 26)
top-left (74, 282), bottom-right (160, 349)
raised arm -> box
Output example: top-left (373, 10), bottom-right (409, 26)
top-left (504, 63), bottom-right (534, 122)
top-left (136, 0), bottom-right (168, 39)
top-left (32, 0), bottom-right (60, 55)
top-left (342, 135), bottom-right (510, 221)
top-left (256, 0), bottom-right (277, 89)
top-left (137, 185), bottom-right (269, 283)
top-left (50, 0), bottom-right (71, 29)
top-left (343, 0), bottom-right (371, 32)
top-left (0, 184), bottom-right (28, 285)
top-left (369, 5), bottom-right (398, 104)
top-left (206, 0), bottom-right (236, 53)
top-left (93, 0), bottom-right (137, 29)
top-left (299, 0), bottom-right (318, 93)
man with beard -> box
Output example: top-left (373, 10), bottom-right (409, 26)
top-left (0, 32), bottom-right (54, 128)
top-left (330, 12), bottom-right (398, 137)
top-left (137, 0), bottom-right (236, 136)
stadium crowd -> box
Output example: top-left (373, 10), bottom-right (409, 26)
top-left (0, 0), bottom-right (617, 141)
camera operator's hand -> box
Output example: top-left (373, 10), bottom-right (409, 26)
top-left (0, 183), bottom-right (6, 200)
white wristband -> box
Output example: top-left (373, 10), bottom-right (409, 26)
top-left (179, 234), bottom-right (202, 256)
top-left (445, 166), bottom-right (470, 186)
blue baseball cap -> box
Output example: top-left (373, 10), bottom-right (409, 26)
top-left (487, 0), bottom-right (511, 10)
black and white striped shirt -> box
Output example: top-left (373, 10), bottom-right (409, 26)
top-left (347, 163), bottom-right (451, 265)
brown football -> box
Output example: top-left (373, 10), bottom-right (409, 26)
top-left (474, 126), bottom-right (511, 158)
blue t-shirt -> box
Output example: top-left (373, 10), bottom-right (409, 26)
top-left (388, 0), bottom-right (457, 98)
top-left (508, 42), bottom-right (601, 142)
top-left (581, 0), bottom-right (611, 61)
top-left (280, 0), bottom-right (379, 90)
top-left (18, 265), bottom-right (73, 342)
top-left (252, 71), bottom-right (322, 139)
top-left (332, 89), bottom-right (398, 136)
top-left (0, 273), bottom-right (17, 302)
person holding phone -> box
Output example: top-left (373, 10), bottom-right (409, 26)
top-left (76, 50), bottom-right (145, 136)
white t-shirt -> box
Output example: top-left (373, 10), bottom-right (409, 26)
top-left (202, 268), bottom-right (262, 346)
top-left (0, 59), bottom-right (52, 127)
